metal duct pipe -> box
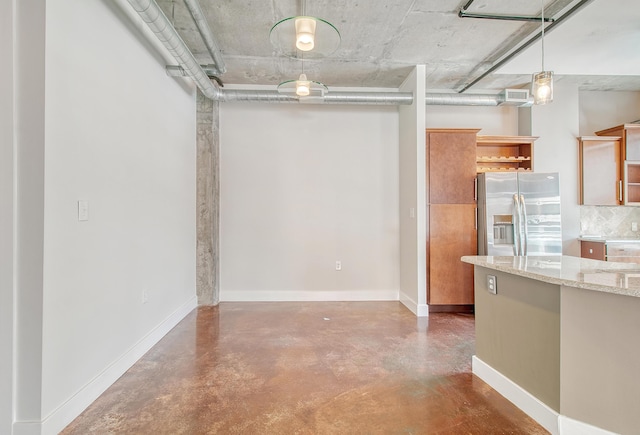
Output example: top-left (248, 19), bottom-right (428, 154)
top-left (183, 0), bottom-right (226, 75)
top-left (126, 0), bottom-right (221, 100)
top-left (324, 92), bottom-right (413, 105)
top-left (425, 93), bottom-right (501, 106)
top-left (459, 0), bottom-right (595, 93)
top-left (218, 89), bottom-right (413, 105)
top-left (127, 0), bottom-right (412, 105)
top-left (166, 64), bottom-right (221, 78)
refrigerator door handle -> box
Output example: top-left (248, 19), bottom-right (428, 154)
top-left (520, 194), bottom-right (528, 256)
top-left (512, 194), bottom-right (521, 256)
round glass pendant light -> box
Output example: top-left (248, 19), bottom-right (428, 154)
top-left (270, 15), bottom-right (340, 60)
top-left (277, 73), bottom-right (328, 98)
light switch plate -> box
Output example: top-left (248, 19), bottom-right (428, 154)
top-left (487, 275), bottom-right (497, 294)
top-left (78, 200), bottom-right (89, 221)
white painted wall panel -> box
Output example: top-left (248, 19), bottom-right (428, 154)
top-left (0, 0), bottom-right (14, 431)
top-left (426, 105), bottom-right (518, 135)
top-left (219, 103), bottom-right (399, 301)
top-left (41, 0), bottom-right (197, 427)
top-left (579, 91), bottom-right (640, 135)
top-left (399, 66), bottom-right (427, 316)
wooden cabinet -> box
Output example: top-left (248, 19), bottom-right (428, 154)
top-left (580, 240), bottom-right (606, 260)
top-left (588, 124), bottom-right (640, 206)
top-left (476, 135), bottom-right (535, 173)
top-left (625, 161), bottom-right (640, 204)
top-left (580, 240), bottom-right (640, 264)
top-left (428, 204), bottom-right (476, 305)
top-left (578, 136), bottom-right (622, 205)
top-left (427, 129), bottom-right (478, 204)
top-left (426, 129), bottom-right (478, 311)
top-left (596, 124), bottom-right (640, 160)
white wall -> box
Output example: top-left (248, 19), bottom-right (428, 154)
top-left (219, 100), bottom-right (399, 301)
top-left (24, 1), bottom-right (198, 433)
top-left (14, 0), bottom-right (47, 428)
top-left (399, 66), bottom-right (427, 316)
top-left (579, 91), bottom-right (640, 135)
top-left (0, 0), bottom-right (14, 432)
top-left (426, 105), bottom-right (519, 135)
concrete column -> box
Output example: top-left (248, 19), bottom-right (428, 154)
top-left (196, 91), bottom-right (220, 305)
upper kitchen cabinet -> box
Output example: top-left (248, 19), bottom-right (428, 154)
top-left (426, 129), bottom-right (480, 204)
top-left (578, 136), bottom-right (622, 205)
top-left (596, 124), bottom-right (640, 160)
top-left (476, 135), bottom-right (535, 173)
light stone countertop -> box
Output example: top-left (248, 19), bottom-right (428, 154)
top-left (461, 255), bottom-right (640, 298)
top-left (578, 236), bottom-right (640, 243)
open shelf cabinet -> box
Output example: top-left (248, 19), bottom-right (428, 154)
top-left (476, 135), bottom-right (536, 173)
top-left (625, 161), bottom-right (640, 205)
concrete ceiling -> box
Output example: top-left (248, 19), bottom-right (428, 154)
top-left (156, 0), bottom-right (640, 92)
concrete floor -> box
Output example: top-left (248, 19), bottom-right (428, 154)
top-left (62, 302), bottom-right (547, 434)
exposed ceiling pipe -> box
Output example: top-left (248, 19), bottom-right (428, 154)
top-left (459, 0), bottom-right (595, 93)
top-left (426, 93), bottom-right (499, 106)
top-left (126, 0), bottom-right (413, 105)
top-left (183, 0), bottom-right (226, 75)
top-left (459, 0), bottom-right (555, 23)
top-left (127, 0), bottom-right (521, 107)
top-left (126, 0), bottom-right (222, 100)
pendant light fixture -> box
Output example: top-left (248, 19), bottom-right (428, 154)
top-left (277, 57), bottom-right (328, 98)
top-left (270, 1), bottom-right (340, 60)
top-left (531, 0), bottom-right (553, 105)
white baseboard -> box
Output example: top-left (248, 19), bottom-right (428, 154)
top-left (558, 416), bottom-right (619, 435)
top-left (38, 296), bottom-right (197, 435)
top-left (399, 291), bottom-right (428, 317)
top-left (472, 355), bottom-right (560, 435)
top-left (12, 421), bottom-right (40, 435)
top-left (472, 356), bottom-right (620, 435)
top-left (220, 289), bottom-right (399, 302)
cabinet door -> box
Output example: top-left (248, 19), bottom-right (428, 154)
top-left (580, 241), bottom-right (606, 261)
top-left (579, 137), bottom-right (622, 205)
top-left (428, 204), bottom-right (477, 305)
top-left (427, 130), bottom-right (478, 204)
top-left (623, 127), bottom-right (640, 160)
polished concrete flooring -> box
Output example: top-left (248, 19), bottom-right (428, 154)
top-left (62, 302), bottom-right (547, 434)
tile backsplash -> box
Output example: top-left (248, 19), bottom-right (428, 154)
top-left (580, 206), bottom-right (640, 238)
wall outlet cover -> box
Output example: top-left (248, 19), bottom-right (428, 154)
top-left (487, 275), bottom-right (497, 294)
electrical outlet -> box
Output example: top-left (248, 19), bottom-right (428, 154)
top-left (632, 222), bottom-right (638, 232)
top-left (487, 275), bottom-right (497, 295)
top-left (335, 261), bottom-right (342, 271)
top-left (142, 289), bottom-right (149, 304)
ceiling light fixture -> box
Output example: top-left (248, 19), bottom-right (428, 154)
top-left (531, 0), bottom-right (553, 105)
top-left (270, 2), bottom-right (340, 60)
top-left (295, 73), bottom-right (311, 96)
top-left (295, 17), bottom-right (316, 51)
top-left (278, 72), bottom-right (328, 98)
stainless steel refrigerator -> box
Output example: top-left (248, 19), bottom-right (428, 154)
top-left (477, 172), bottom-right (562, 256)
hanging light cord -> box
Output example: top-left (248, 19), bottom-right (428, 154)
top-left (541, 0), bottom-right (545, 71)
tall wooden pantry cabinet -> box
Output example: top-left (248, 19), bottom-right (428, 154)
top-left (426, 129), bottom-right (479, 312)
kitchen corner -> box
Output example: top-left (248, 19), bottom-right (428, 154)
top-left (580, 205), bottom-right (640, 263)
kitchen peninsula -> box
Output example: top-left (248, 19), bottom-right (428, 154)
top-left (462, 255), bottom-right (640, 435)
